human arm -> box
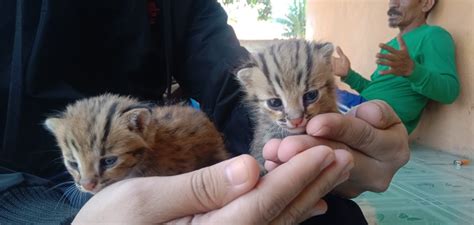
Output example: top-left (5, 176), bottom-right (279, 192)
top-left (73, 150), bottom-right (353, 224)
top-left (264, 101), bottom-right (409, 197)
top-left (377, 32), bottom-right (459, 103)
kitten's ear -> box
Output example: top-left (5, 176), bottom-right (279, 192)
top-left (44, 118), bottom-right (63, 134)
top-left (123, 108), bottom-right (152, 133)
top-left (316, 42), bottom-right (334, 64)
top-left (236, 67), bottom-right (258, 88)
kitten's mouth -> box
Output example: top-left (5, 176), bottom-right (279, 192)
top-left (278, 118), bottom-right (308, 134)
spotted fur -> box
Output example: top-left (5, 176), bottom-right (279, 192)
top-left (45, 94), bottom-right (228, 194)
top-left (237, 40), bottom-right (338, 167)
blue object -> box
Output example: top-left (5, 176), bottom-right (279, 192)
top-left (189, 98), bottom-right (200, 109)
top-left (336, 89), bottom-right (367, 113)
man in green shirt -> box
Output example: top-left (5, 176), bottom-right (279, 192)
top-left (334, 0), bottom-right (459, 134)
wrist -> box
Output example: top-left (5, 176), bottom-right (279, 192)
top-left (404, 60), bottom-right (415, 77)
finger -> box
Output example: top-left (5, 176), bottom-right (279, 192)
top-left (379, 69), bottom-right (394, 75)
top-left (397, 34), bottom-right (407, 50)
top-left (379, 43), bottom-right (399, 54)
top-left (262, 138), bottom-right (282, 163)
top-left (264, 160), bottom-right (280, 172)
top-left (376, 52), bottom-right (397, 61)
top-left (140, 155), bottom-right (260, 223)
top-left (376, 59), bottom-right (395, 67)
top-left (206, 146), bottom-right (336, 224)
top-left (336, 46), bottom-right (345, 58)
top-left (311, 199), bottom-right (329, 217)
top-left (74, 156), bottom-right (260, 224)
top-left (306, 108), bottom-right (406, 157)
top-left (271, 149), bottom-right (354, 225)
top-left (276, 135), bottom-right (346, 163)
top-left (346, 100), bottom-right (401, 129)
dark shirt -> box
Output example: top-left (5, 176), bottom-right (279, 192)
top-left (0, 0), bottom-right (251, 177)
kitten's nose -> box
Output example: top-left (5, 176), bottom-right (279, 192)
top-left (289, 117), bottom-right (304, 127)
top-left (80, 179), bottom-right (98, 191)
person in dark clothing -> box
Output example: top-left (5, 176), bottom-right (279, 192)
top-left (1, 0), bottom-right (409, 224)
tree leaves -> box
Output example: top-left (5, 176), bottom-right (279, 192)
top-left (276, 0), bottom-right (306, 38)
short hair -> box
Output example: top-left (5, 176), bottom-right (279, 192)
top-left (426, 0), bottom-right (438, 18)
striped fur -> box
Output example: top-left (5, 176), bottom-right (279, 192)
top-left (237, 40), bottom-right (338, 167)
top-left (45, 94), bottom-right (228, 194)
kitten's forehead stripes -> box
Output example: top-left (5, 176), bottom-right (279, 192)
top-left (296, 71), bottom-right (304, 88)
top-left (271, 45), bottom-right (282, 73)
top-left (294, 41), bottom-right (300, 68)
top-left (258, 53), bottom-right (270, 78)
top-left (257, 53), bottom-right (278, 96)
top-left (101, 102), bottom-right (119, 156)
top-left (274, 75), bottom-right (283, 90)
top-left (305, 43), bottom-right (314, 88)
top-left (88, 114), bottom-right (97, 147)
top-left (70, 139), bottom-right (79, 152)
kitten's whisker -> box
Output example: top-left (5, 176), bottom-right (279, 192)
top-left (47, 181), bottom-right (75, 192)
top-left (54, 185), bottom-right (74, 210)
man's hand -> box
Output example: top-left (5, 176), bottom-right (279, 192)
top-left (377, 34), bottom-right (415, 76)
top-left (263, 100), bottom-right (409, 198)
top-left (332, 46), bottom-right (351, 78)
top-left (74, 150), bottom-right (353, 224)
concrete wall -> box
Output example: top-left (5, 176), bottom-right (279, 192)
top-left (307, 0), bottom-right (474, 158)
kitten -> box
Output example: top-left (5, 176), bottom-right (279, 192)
top-left (236, 39), bottom-right (338, 167)
top-left (44, 94), bottom-right (228, 194)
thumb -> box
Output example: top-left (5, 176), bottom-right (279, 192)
top-left (346, 100), bottom-right (401, 130)
top-left (150, 154), bottom-right (260, 222)
top-left (397, 34), bottom-right (407, 50)
top-left (336, 46), bottom-right (346, 58)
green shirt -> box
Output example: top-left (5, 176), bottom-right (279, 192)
top-left (343, 24), bottom-right (459, 134)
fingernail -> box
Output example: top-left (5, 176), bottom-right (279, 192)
top-left (311, 208), bottom-right (327, 217)
top-left (321, 153), bottom-right (334, 170)
top-left (225, 158), bottom-right (249, 186)
top-left (311, 201), bottom-right (328, 216)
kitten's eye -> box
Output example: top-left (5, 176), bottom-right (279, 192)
top-left (100, 156), bottom-right (118, 169)
top-left (266, 98), bottom-right (283, 110)
top-left (68, 161), bottom-right (78, 170)
top-left (303, 90), bottom-right (319, 105)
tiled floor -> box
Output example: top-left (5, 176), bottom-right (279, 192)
top-left (355, 144), bottom-right (474, 225)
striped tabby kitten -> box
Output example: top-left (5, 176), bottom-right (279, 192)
top-left (237, 40), bottom-right (338, 167)
top-left (44, 94), bottom-right (228, 194)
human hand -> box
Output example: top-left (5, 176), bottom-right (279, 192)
top-left (332, 46), bottom-right (351, 78)
top-left (73, 150), bottom-right (352, 224)
top-left (377, 34), bottom-right (415, 76)
top-left (263, 100), bottom-right (409, 198)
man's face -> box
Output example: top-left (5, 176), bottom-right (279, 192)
top-left (387, 0), bottom-right (425, 28)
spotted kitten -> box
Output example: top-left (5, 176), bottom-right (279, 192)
top-left (236, 40), bottom-right (338, 167)
top-left (44, 94), bottom-right (228, 194)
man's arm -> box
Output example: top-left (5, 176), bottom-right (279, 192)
top-left (342, 70), bottom-right (372, 93)
top-left (405, 29), bottom-right (460, 103)
top-left (377, 31), bottom-right (460, 104)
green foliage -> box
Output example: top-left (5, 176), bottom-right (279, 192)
top-left (276, 0), bottom-right (306, 39)
top-left (220, 0), bottom-right (272, 21)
